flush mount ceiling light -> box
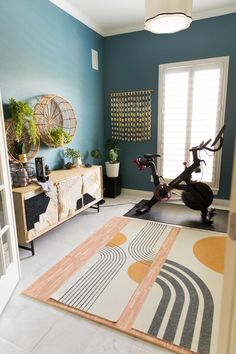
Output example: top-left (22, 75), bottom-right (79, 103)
top-left (145, 0), bottom-right (193, 34)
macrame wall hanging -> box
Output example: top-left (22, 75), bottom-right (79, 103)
top-left (110, 90), bottom-right (153, 142)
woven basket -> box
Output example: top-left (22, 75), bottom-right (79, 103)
top-left (5, 119), bottom-right (40, 163)
top-left (34, 94), bottom-right (77, 147)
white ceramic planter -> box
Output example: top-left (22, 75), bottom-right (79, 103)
top-left (105, 161), bottom-right (120, 177)
top-left (73, 157), bottom-right (82, 167)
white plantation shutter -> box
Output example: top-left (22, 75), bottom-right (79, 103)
top-left (158, 57), bottom-right (229, 191)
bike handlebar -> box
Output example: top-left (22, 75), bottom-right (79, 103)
top-left (134, 125), bottom-right (225, 170)
top-left (189, 139), bottom-right (212, 151)
top-left (211, 125), bottom-right (225, 146)
top-left (189, 125), bottom-right (225, 153)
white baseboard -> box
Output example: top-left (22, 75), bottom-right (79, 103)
top-left (122, 188), bottom-right (230, 209)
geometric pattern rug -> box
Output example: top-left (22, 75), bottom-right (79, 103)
top-left (51, 220), bottom-right (172, 322)
top-left (23, 217), bottom-right (226, 354)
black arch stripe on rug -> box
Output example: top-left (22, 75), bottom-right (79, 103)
top-left (147, 260), bottom-right (214, 354)
top-left (58, 248), bottom-right (116, 305)
top-left (162, 264), bottom-right (199, 349)
top-left (148, 277), bottom-right (171, 336)
top-left (128, 222), bottom-right (162, 261)
top-left (59, 248), bottom-right (116, 305)
top-left (78, 247), bottom-right (126, 311)
top-left (71, 247), bottom-right (125, 310)
top-left (73, 247), bottom-right (126, 310)
top-left (72, 248), bottom-right (123, 306)
top-left (157, 270), bottom-right (185, 343)
top-left (59, 246), bottom-right (126, 311)
top-left (165, 260), bottom-right (214, 354)
top-left (128, 222), bottom-right (168, 261)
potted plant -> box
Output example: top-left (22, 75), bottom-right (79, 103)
top-left (65, 147), bottom-right (82, 167)
top-left (48, 127), bottom-right (72, 147)
top-left (8, 98), bottom-right (38, 158)
top-left (90, 149), bottom-right (103, 165)
top-left (13, 140), bottom-right (27, 162)
top-left (105, 139), bottom-right (120, 178)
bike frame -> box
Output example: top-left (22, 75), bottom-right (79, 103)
top-left (136, 126), bottom-right (225, 193)
top-left (146, 150), bottom-right (202, 193)
top-left (134, 125), bottom-right (225, 222)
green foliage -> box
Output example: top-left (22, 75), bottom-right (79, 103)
top-left (28, 118), bottom-right (38, 145)
top-left (105, 138), bottom-right (118, 151)
top-left (9, 98), bottom-right (37, 145)
top-left (14, 141), bottom-right (25, 155)
top-left (90, 139), bottom-right (119, 164)
top-left (91, 149), bottom-right (102, 160)
top-left (108, 148), bottom-right (119, 163)
top-left (48, 127), bottom-right (72, 147)
top-left (105, 138), bottom-right (119, 163)
top-left (64, 147), bottom-right (81, 159)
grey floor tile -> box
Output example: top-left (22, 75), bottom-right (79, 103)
top-left (0, 336), bottom-right (32, 354)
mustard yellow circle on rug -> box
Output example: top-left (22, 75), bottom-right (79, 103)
top-left (106, 233), bottom-right (127, 247)
top-left (193, 236), bottom-right (226, 274)
top-left (128, 261), bottom-right (153, 283)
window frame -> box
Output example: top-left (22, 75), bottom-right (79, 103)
top-left (157, 56), bottom-right (229, 193)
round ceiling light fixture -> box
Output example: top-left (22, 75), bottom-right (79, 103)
top-left (145, 0), bottom-right (193, 34)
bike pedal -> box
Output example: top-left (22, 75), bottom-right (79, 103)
top-left (208, 208), bottom-right (216, 218)
top-left (136, 206), bottom-right (150, 214)
top-left (202, 218), bottom-right (214, 225)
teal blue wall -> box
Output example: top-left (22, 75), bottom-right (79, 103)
top-left (0, 0), bottom-right (104, 169)
top-left (0, 1), bottom-right (235, 199)
top-left (104, 14), bottom-right (236, 199)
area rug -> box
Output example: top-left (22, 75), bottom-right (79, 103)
top-left (51, 220), bottom-right (173, 321)
top-left (23, 217), bottom-right (226, 354)
top-left (125, 200), bottom-right (228, 233)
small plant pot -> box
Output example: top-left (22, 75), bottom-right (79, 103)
top-left (73, 157), bottom-right (82, 167)
top-left (18, 154), bottom-right (27, 163)
top-left (105, 161), bottom-right (120, 178)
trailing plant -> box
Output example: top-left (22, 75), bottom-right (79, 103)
top-left (9, 98), bottom-right (37, 145)
top-left (65, 147), bottom-right (81, 159)
top-left (48, 127), bottom-right (72, 147)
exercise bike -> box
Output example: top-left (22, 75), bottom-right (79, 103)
top-left (134, 126), bottom-right (225, 225)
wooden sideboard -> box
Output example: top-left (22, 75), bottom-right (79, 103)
top-left (12, 166), bottom-right (103, 254)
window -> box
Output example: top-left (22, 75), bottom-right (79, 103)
top-left (158, 57), bottom-right (229, 192)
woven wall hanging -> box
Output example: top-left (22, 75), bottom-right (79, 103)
top-left (110, 90), bottom-right (153, 142)
top-left (5, 119), bottom-right (40, 163)
top-left (34, 94), bottom-right (77, 147)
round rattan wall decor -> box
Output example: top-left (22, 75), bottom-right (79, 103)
top-left (5, 119), bottom-right (40, 163)
top-left (34, 94), bottom-right (77, 147)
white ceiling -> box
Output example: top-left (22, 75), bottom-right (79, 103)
top-left (50, 0), bottom-right (236, 36)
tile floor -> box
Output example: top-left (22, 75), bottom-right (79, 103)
top-left (0, 191), bottom-right (225, 354)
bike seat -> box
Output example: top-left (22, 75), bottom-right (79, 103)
top-left (143, 153), bottom-right (161, 159)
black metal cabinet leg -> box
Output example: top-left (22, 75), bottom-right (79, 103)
top-left (19, 240), bottom-right (35, 256)
top-left (90, 202), bottom-right (100, 212)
